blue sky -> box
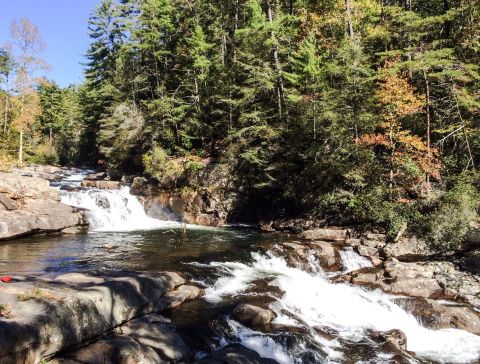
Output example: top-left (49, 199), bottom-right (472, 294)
top-left (0, 0), bottom-right (100, 87)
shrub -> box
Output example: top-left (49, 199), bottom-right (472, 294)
top-left (143, 146), bottom-right (184, 188)
top-left (422, 176), bottom-right (478, 250)
top-left (28, 143), bottom-right (59, 165)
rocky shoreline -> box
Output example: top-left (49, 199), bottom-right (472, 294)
top-left (0, 166), bottom-right (87, 241)
top-left (1, 166), bottom-right (480, 363)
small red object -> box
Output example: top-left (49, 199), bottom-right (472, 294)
top-left (1, 276), bottom-right (12, 283)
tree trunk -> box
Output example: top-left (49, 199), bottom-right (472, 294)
top-left (3, 93), bottom-right (8, 134)
top-left (345, 0), bottom-right (354, 40)
top-left (18, 129), bottom-right (23, 163)
top-left (266, 0), bottom-right (285, 119)
top-left (423, 70), bottom-right (431, 185)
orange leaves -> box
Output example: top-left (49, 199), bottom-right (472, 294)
top-left (357, 133), bottom-right (389, 146)
top-left (377, 69), bottom-right (423, 122)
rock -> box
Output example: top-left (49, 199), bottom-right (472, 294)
top-left (0, 271), bottom-right (185, 362)
top-left (84, 171), bottom-right (108, 181)
top-left (61, 226), bottom-right (85, 234)
top-left (308, 241), bottom-right (341, 269)
top-left (125, 316), bottom-right (191, 361)
top-left (197, 344), bottom-right (278, 364)
top-left (396, 297), bottom-right (480, 334)
top-left (0, 172), bottom-right (86, 241)
top-left (383, 260), bottom-right (444, 298)
top-left (301, 228), bottom-right (348, 242)
top-left (233, 304), bottom-right (274, 328)
top-left (269, 241), bottom-right (341, 272)
top-left (345, 238), bottom-right (362, 247)
top-left (456, 250), bottom-right (480, 274)
top-left (70, 335), bottom-right (165, 364)
top-left (0, 200), bottom-right (86, 241)
top-left (356, 245), bottom-right (379, 258)
top-left (12, 165), bottom-right (63, 182)
top-left (365, 233), bottom-right (387, 242)
top-left (130, 177), bottom-right (157, 196)
top-left (81, 180), bottom-right (120, 189)
top-left (162, 284), bottom-right (203, 308)
top-left (0, 193), bottom-right (17, 210)
top-left (383, 329), bottom-right (407, 351)
top-left (383, 235), bottom-right (436, 261)
top-left (116, 314), bottom-right (192, 361)
top-left (350, 260), bottom-right (480, 308)
top-left (0, 173), bottom-right (59, 200)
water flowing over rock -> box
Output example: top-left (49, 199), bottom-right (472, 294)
top-left (61, 186), bottom-right (181, 232)
top-left (202, 250), bottom-right (480, 363)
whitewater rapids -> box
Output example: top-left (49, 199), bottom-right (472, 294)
top-left (202, 252), bottom-right (480, 364)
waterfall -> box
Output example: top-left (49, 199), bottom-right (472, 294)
top-left (58, 170), bottom-right (182, 232)
top-left (339, 247), bottom-right (373, 273)
top-left (61, 186), bottom-right (182, 232)
top-left (202, 252), bottom-right (480, 364)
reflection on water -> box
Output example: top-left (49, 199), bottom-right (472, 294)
top-left (0, 228), bottom-right (287, 277)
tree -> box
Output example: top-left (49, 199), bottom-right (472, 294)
top-left (0, 46), bottom-right (15, 135)
top-left (10, 18), bottom-right (47, 163)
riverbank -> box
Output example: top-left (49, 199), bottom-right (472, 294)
top-left (1, 166), bottom-right (480, 363)
top-left (0, 167), bottom-right (87, 241)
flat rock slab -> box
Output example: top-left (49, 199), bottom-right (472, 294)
top-left (300, 228), bottom-right (348, 242)
top-left (0, 271), bottom-right (186, 363)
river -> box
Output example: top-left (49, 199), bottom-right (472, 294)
top-left (1, 170), bottom-right (479, 364)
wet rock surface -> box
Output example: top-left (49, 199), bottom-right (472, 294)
top-left (196, 344), bottom-right (278, 364)
top-left (268, 241), bottom-right (342, 272)
top-left (80, 180), bottom-right (121, 189)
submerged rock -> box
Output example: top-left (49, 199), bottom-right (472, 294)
top-left (233, 304), bottom-right (274, 329)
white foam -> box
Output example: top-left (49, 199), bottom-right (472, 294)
top-left (227, 319), bottom-right (295, 364)
top-left (61, 186), bottom-right (183, 232)
top-left (339, 247), bottom-right (372, 273)
top-left (204, 253), bottom-right (480, 363)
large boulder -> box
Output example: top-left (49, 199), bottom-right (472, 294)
top-left (349, 260), bottom-right (480, 308)
top-left (383, 236), bottom-right (436, 261)
top-left (268, 241), bottom-right (341, 272)
top-left (108, 314), bottom-right (192, 362)
top-left (396, 297), bottom-right (480, 334)
top-left (0, 271), bottom-right (186, 363)
top-left (233, 304), bottom-right (274, 329)
top-left (0, 173), bottom-right (86, 241)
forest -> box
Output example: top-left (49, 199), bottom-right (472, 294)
top-left (1, 0), bottom-right (480, 248)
